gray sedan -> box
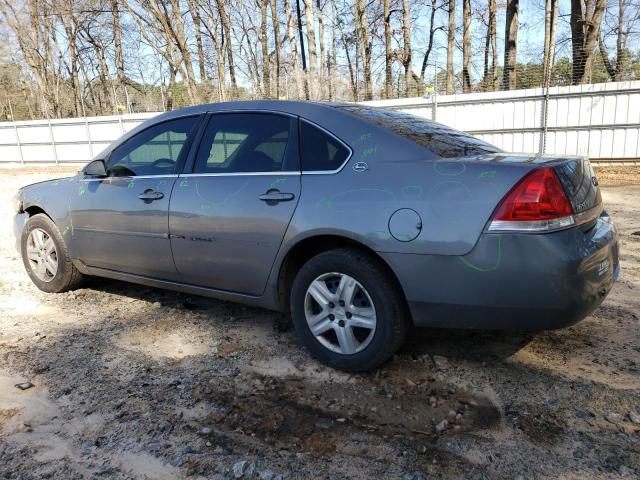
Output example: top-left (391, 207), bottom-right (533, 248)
top-left (12, 101), bottom-right (620, 371)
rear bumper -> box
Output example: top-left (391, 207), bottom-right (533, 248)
top-left (13, 212), bottom-right (28, 256)
top-left (380, 214), bottom-right (619, 331)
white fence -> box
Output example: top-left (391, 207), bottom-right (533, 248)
top-left (0, 112), bottom-right (156, 165)
top-left (1, 80), bottom-right (639, 165)
top-left (366, 80), bottom-right (640, 161)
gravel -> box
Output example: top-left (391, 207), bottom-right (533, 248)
top-left (0, 169), bottom-right (639, 479)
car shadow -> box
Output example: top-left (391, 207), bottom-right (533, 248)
top-left (83, 276), bottom-right (533, 362)
top-left (399, 325), bottom-right (536, 363)
top-left (80, 276), bottom-right (291, 328)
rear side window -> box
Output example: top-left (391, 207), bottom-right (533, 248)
top-left (299, 121), bottom-right (350, 172)
top-left (194, 113), bottom-right (296, 173)
top-left (336, 105), bottom-right (501, 158)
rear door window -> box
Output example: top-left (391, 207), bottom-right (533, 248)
top-left (193, 113), bottom-right (297, 173)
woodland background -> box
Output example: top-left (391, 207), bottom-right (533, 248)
top-left (0, 0), bottom-right (639, 120)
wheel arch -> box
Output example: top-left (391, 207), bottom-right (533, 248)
top-left (24, 205), bottom-right (50, 218)
top-left (276, 234), bottom-right (412, 323)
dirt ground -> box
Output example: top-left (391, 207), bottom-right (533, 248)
top-left (0, 166), bottom-right (638, 480)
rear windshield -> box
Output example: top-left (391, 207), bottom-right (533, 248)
top-left (336, 105), bottom-right (501, 158)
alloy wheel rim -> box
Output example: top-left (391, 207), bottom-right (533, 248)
top-left (26, 228), bottom-right (58, 282)
top-left (304, 272), bottom-right (377, 355)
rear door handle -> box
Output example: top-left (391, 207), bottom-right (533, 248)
top-left (138, 189), bottom-right (164, 201)
top-left (258, 190), bottom-right (295, 203)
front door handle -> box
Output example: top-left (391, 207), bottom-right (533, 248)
top-left (258, 189), bottom-right (295, 203)
top-left (138, 189), bottom-right (164, 201)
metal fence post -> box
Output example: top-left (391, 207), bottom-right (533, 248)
top-left (47, 117), bottom-right (59, 166)
top-left (80, 95), bottom-right (94, 159)
top-left (432, 62), bottom-right (438, 122)
top-left (8, 101), bottom-right (24, 165)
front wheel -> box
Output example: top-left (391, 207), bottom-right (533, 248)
top-left (21, 213), bottom-right (84, 293)
top-left (290, 248), bottom-right (408, 371)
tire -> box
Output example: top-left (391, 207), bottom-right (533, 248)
top-left (21, 213), bottom-right (84, 293)
top-left (290, 248), bottom-right (408, 371)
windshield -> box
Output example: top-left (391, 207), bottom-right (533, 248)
top-left (336, 105), bottom-right (502, 158)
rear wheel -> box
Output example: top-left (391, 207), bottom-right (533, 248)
top-left (290, 248), bottom-right (407, 371)
top-left (21, 214), bottom-right (84, 293)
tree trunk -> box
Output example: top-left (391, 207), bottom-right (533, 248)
top-left (303, 0), bottom-right (318, 98)
top-left (215, 0), bottom-right (238, 97)
top-left (189, 1), bottom-right (207, 82)
top-left (483, 0), bottom-right (496, 89)
top-left (261, 0), bottom-right (271, 98)
top-left (570, 0), bottom-right (607, 84)
top-left (598, 0), bottom-right (626, 81)
top-left (462, 0), bottom-right (471, 93)
top-left (502, 0), bottom-right (518, 90)
top-left (542, 0), bottom-right (558, 86)
top-left (316, 0), bottom-right (326, 99)
top-left (446, 0), bottom-right (455, 94)
top-left (419, 0), bottom-right (438, 94)
top-left (383, 0), bottom-right (393, 98)
top-left (295, 0), bottom-right (310, 99)
top-left (402, 0), bottom-right (412, 97)
top-left (355, 0), bottom-right (372, 100)
top-left (285, 0), bottom-right (304, 99)
top-left (328, 0), bottom-right (337, 100)
top-left (112, 0), bottom-right (125, 85)
top-left (271, 0), bottom-right (282, 98)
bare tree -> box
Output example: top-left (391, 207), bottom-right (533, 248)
top-left (303, 0), bottom-right (318, 98)
top-left (598, 0), bottom-right (635, 81)
top-left (570, 0), bottom-right (607, 84)
top-left (446, 0), bottom-right (455, 94)
top-left (383, 0), bottom-right (393, 98)
top-left (261, 0), bottom-right (271, 97)
top-left (483, 0), bottom-right (497, 89)
top-left (462, 0), bottom-right (471, 92)
top-left (401, 0), bottom-right (412, 96)
top-left (284, 0), bottom-right (304, 98)
top-left (543, 0), bottom-right (558, 86)
top-left (355, 0), bottom-right (372, 100)
top-left (502, 0), bottom-right (519, 90)
top-left (271, 0), bottom-right (282, 97)
top-left (216, 0), bottom-right (239, 97)
top-left (295, 0), bottom-right (310, 99)
top-left (419, 0), bottom-right (442, 94)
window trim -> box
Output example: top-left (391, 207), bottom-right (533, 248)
top-left (104, 113), bottom-right (203, 178)
top-left (186, 110), bottom-right (300, 176)
top-left (298, 118), bottom-right (353, 175)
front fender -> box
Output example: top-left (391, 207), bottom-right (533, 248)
top-left (19, 176), bottom-right (78, 250)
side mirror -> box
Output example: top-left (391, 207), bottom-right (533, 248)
top-left (84, 159), bottom-right (107, 178)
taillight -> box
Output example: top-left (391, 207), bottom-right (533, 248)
top-left (487, 167), bottom-right (575, 233)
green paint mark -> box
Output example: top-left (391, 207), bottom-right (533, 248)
top-left (433, 160), bottom-right (466, 176)
top-left (360, 146), bottom-right (378, 159)
top-left (270, 177), bottom-right (287, 188)
top-left (477, 170), bottom-right (496, 179)
top-left (457, 237), bottom-right (502, 272)
top-left (127, 180), bottom-right (135, 189)
top-left (179, 180), bottom-right (189, 187)
top-left (352, 132), bottom-right (373, 146)
top-left (77, 185), bottom-right (86, 196)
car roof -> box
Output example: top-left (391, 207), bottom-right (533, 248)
top-left (154, 100), bottom-right (349, 121)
